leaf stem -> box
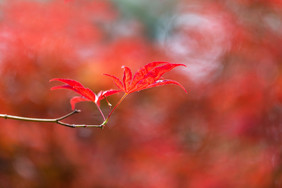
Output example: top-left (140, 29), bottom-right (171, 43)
top-left (96, 104), bottom-right (106, 121)
top-left (0, 110), bottom-right (103, 128)
top-left (103, 93), bottom-right (128, 126)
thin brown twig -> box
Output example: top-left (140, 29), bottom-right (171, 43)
top-left (0, 109), bottom-right (103, 128)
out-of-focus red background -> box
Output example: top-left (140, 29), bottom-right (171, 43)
top-left (0, 0), bottom-right (281, 187)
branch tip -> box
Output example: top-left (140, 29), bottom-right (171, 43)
top-left (74, 109), bottom-right (81, 113)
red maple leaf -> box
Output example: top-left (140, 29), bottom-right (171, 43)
top-left (50, 78), bottom-right (120, 110)
top-left (104, 62), bottom-right (187, 94)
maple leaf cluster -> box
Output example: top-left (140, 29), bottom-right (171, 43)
top-left (50, 62), bottom-right (186, 124)
top-left (1, 0), bottom-right (280, 187)
top-left (104, 62), bottom-right (187, 94)
top-left (50, 78), bottom-right (120, 110)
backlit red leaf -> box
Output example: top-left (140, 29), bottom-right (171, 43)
top-left (70, 96), bottom-right (90, 110)
top-left (146, 79), bottom-right (188, 93)
top-left (144, 61), bottom-right (169, 71)
top-left (51, 78), bottom-right (120, 109)
top-left (131, 76), bottom-right (155, 93)
top-left (105, 62), bottom-right (187, 94)
top-left (50, 78), bottom-right (84, 88)
top-left (146, 63), bottom-right (186, 81)
top-left (50, 78), bottom-right (96, 101)
top-left (50, 85), bottom-right (76, 92)
top-left (122, 66), bottom-right (132, 93)
top-left (73, 86), bottom-right (96, 102)
top-left (130, 62), bottom-right (168, 88)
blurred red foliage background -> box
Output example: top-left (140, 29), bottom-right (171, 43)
top-left (0, 0), bottom-right (281, 187)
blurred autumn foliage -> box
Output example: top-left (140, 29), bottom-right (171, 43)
top-left (0, 0), bottom-right (281, 187)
